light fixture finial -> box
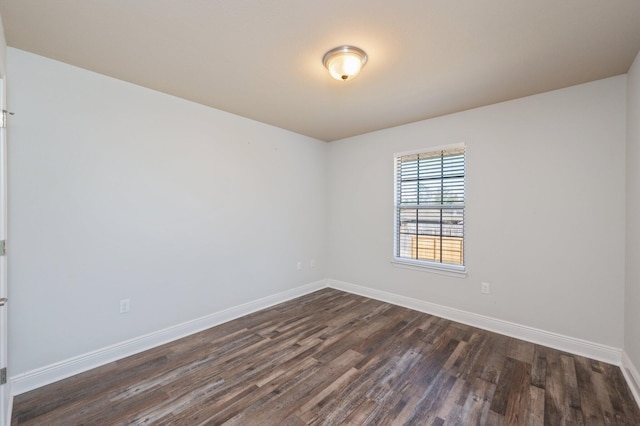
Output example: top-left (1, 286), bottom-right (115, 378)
top-left (323, 46), bottom-right (368, 82)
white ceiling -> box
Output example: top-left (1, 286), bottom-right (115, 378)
top-left (1, 1), bottom-right (640, 142)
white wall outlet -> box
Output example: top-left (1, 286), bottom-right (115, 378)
top-left (481, 282), bottom-right (491, 294)
top-left (119, 299), bottom-right (130, 314)
top-left (297, 261), bottom-right (302, 271)
top-left (310, 259), bottom-right (316, 268)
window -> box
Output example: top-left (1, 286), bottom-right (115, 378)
top-left (394, 145), bottom-right (465, 274)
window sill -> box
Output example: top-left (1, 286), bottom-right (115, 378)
top-left (391, 258), bottom-right (467, 278)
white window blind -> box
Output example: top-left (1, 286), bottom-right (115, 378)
top-left (394, 146), bottom-right (465, 269)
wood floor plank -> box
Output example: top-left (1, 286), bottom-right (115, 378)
top-left (435, 376), bottom-right (466, 422)
top-left (503, 360), bottom-right (532, 425)
top-left (525, 385), bottom-right (545, 426)
top-left (543, 348), bottom-right (568, 425)
top-left (409, 372), bottom-right (459, 425)
top-left (460, 377), bottom-right (496, 425)
top-left (507, 339), bottom-right (536, 364)
top-left (530, 349), bottom-right (548, 390)
top-left (489, 357), bottom-right (517, 416)
top-left (11, 288), bottom-right (640, 425)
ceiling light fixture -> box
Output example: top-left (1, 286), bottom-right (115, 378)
top-left (322, 45), bottom-right (368, 82)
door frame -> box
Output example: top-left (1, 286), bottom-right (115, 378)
top-left (0, 74), bottom-right (9, 426)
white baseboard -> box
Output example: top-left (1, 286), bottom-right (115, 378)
top-left (5, 395), bottom-right (11, 426)
top-left (8, 277), bottom-right (635, 411)
top-left (10, 280), bottom-right (327, 396)
top-left (2, 383), bottom-right (11, 426)
top-left (327, 279), bottom-right (622, 365)
top-left (622, 351), bottom-right (640, 408)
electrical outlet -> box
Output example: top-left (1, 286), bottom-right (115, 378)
top-left (481, 282), bottom-right (490, 294)
top-left (119, 299), bottom-right (130, 314)
top-left (310, 259), bottom-right (316, 268)
top-left (297, 261), bottom-right (303, 271)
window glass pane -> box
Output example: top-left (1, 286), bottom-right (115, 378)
top-left (399, 180), bottom-right (418, 204)
top-left (398, 151), bottom-right (464, 207)
top-left (395, 146), bottom-right (465, 267)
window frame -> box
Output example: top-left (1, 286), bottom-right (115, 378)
top-left (392, 143), bottom-right (467, 277)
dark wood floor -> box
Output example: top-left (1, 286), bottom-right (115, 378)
top-left (11, 289), bottom-right (640, 425)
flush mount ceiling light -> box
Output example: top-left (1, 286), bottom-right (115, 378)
top-left (322, 45), bottom-right (368, 81)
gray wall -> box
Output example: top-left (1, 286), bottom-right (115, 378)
top-left (327, 76), bottom-right (627, 348)
top-left (7, 48), bottom-right (327, 375)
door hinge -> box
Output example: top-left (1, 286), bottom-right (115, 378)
top-left (1, 110), bottom-right (13, 128)
top-left (0, 367), bottom-right (6, 385)
top-left (0, 240), bottom-right (5, 256)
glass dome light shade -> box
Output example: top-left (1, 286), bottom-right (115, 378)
top-left (323, 46), bottom-right (368, 81)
